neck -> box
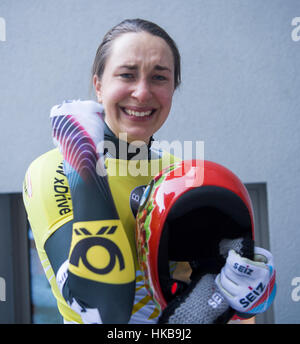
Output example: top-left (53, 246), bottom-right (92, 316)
top-left (103, 121), bottom-right (154, 160)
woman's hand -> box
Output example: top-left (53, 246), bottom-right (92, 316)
top-left (215, 247), bottom-right (276, 317)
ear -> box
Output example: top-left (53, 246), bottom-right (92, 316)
top-left (93, 74), bottom-right (102, 103)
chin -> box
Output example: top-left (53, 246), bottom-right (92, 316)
top-left (126, 131), bottom-right (152, 145)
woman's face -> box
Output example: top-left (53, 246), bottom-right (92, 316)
top-left (94, 31), bottom-right (175, 144)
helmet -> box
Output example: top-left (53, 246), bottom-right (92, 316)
top-left (136, 160), bottom-right (254, 311)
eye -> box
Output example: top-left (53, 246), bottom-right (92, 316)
top-left (152, 75), bottom-right (167, 81)
top-left (119, 73), bottom-right (135, 79)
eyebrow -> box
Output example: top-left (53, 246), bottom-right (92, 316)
top-left (154, 65), bottom-right (172, 72)
top-left (118, 64), bottom-right (171, 72)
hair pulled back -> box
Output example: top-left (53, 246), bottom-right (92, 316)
top-left (92, 18), bottom-right (181, 89)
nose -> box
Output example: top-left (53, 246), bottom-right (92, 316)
top-left (131, 79), bottom-right (152, 103)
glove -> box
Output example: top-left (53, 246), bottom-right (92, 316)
top-left (158, 273), bottom-right (234, 324)
top-left (215, 246), bottom-right (276, 316)
top-left (158, 237), bottom-right (254, 324)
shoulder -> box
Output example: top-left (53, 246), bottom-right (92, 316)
top-left (23, 148), bottom-right (63, 200)
top-left (145, 144), bottom-right (182, 178)
top-left (23, 148), bottom-right (72, 247)
top-left (150, 144), bottom-right (181, 166)
top-left (25, 148), bottom-right (62, 176)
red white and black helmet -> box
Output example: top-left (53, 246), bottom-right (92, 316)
top-left (136, 160), bottom-right (254, 311)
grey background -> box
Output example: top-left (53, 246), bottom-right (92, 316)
top-left (0, 0), bottom-right (299, 323)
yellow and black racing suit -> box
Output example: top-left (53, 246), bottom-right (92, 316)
top-left (23, 123), bottom-right (179, 324)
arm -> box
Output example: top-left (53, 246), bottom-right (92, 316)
top-left (48, 100), bottom-right (136, 323)
top-left (215, 247), bottom-right (276, 320)
top-left (163, 244), bottom-right (275, 324)
top-left (171, 262), bottom-right (251, 324)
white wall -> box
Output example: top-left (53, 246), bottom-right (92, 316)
top-left (1, 0), bottom-right (300, 323)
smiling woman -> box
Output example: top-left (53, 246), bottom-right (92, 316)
top-left (22, 18), bottom-right (275, 325)
top-left (93, 32), bottom-right (174, 144)
top-left (92, 20), bottom-right (180, 144)
top-left (23, 19), bottom-right (184, 324)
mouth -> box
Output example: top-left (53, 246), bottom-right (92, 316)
top-left (120, 107), bottom-right (156, 119)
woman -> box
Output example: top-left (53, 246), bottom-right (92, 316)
top-left (23, 19), bottom-right (275, 324)
top-left (23, 19), bottom-right (183, 324)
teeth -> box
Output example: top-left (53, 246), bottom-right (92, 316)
top-left (124, 108), bottom-right (152, 117)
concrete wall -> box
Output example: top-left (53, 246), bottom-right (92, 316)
top-left (1, 0), bottom-right (300, 323)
